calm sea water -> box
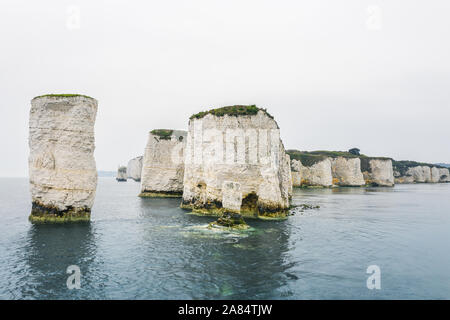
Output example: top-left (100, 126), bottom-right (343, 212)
top-left (0, 177), bottom-right (449, 299)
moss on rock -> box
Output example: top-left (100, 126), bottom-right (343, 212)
top-left (32, 94), bottom-right (94, 100)
top-left (150, 129), bottom-right (174, 140)
top-left (139, 190), bottom-right (183, 198)
top-left (29, 201), bottom-right (91, 223)
top-left (190, 105), bottom-right (274, 120)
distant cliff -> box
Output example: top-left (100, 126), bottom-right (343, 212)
top-left (140, 129), bottom-right (187, 197)
top-left (127, 156), bottom-right (143, 182)
top-left (393, 161), bottom-right (450, 183)
top-left (288, 150), bottom-right (394, 187)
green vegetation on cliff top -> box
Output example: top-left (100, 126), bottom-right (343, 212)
top-left (287, 150), bottom-right (391, 168)
top-left (151, 129), bottom-right (174, 140)
top-left (393, 160), bottom-right (446, 176)
top-left (190, 105), bottom-right (273, 120)
top-left (33, 94), bottom-right (94, 100)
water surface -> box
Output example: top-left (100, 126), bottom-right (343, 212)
top-left (0, 177), bottom-right (449, 299)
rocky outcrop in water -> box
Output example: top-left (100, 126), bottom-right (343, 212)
top-left (290, 158), bottom-right (333, 187)
top-left (331, 157), bottom-right (366, 186)
top-left (393, 161), bottom-right (450, 184)
top-left (288, 151), bottom-right (395, 187)
top-left (116, 166), bottom-right (127, 182)
top-left (139, 129), bottom-right (187, 197)
top-left (181, 105), bottom-right (292, 218)
top-left (127, 156), bottom-right (143, 182)
top-left (28, 94), bottom-right (98, 222)
top-left (361, 158), bottom-right (395, 187)
top-left (438, 168), bottom-right (450, 183)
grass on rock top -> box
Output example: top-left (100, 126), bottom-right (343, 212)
top-left (151, 129), bottom-right (174, 140)
top-left (190, 105), bottom-right (274, 120)
top-left (287, 150), bottom-right (392, 168)
top-left (33, 94), bottom-right (94, 100)
top-left (393, 160), bottom-right (446, 176)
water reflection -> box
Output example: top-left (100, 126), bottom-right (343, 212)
top-left (23, 223), bottom-right (98, 299)
top-left (137, 197), bottom-right (293, 299)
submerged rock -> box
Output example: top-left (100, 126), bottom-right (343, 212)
top-left (181, 105), bottom-right (292, 218)
top-left (139, 129), bottom-right (187, 197)
top-left (28, 94), bottom-right (98, 223)
top-left (127, 156), bottom-right (143, 182)
top-left (116, 166), bottom-right (127, 182)
top-left (361, 158), bottom-right (395, 187)
top-left (208, 212), bottom-right (250, 230)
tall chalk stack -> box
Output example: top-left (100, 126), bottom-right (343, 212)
top-left (28, 94), bottom-right (98, 222)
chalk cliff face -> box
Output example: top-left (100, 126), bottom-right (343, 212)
top-left (331, 157), bottom-right (365, 186)
top-left (140, 130), bottom-right (187, 197)
top-left (362, 159), bottom-right (395, 187)
top-left (430, 167), bottom-right (441, 183)
top-left (127, 156), bottom-right (143, 181)
top-left (438, 168), bottom-right (450, 183)
top-left (181, 107), bottom-right (291, 218)
top-left (116, 166), bottom-right (127, 182)
top-left (406, 166), bottom-right (432, 183)
top-left (291, 158), bottom-right (333, 187)
top-left (28, 95), bottom-right (98, 222)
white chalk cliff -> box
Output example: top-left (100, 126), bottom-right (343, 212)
top-left (140, 130), bottom-right (187, 197)
top-left (394, 165), bottom-right (450, 184)
top-left (291, 159), bottom-right (333, 187)
top-left (116, 166), bottom-right (127, 181)
top-left (331, 157), bottom-right (366, 186)
top-left (127, 156), bottom-right (143, 181)
top-left (181, 106), bottom-right (292, 218)
top-left (28, 94), bottom-right (98, 222)
top-left (361, 159), bottom-right (395, 187)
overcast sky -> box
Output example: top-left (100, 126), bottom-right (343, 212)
top-left (1, 0), bottom-right (449, 177)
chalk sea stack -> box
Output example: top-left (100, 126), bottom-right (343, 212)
top-left (127, 156), bottom-right (143, 181)
top-left (361, 158), bottom-right (395, 187)
top-left (116, 166), bottom-right (127, 182)
top-left (28, 94), bottom-right (98, 222)
top-left (393, 161), bottom-right (450, 184)
top-left (181, 105), bottom-right (292, 219)
top-left (288, 150), bottom-right (395, 187)
top-left (139, 129), bottom-right (187, 197)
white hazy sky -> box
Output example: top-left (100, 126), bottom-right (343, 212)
top-left (1, 0), bottom-right (449, 177)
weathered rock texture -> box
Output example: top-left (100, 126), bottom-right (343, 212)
top-left (393, 161), bottom-right (450, 184)
top-left (290, 159), bottom-right (333, 187)
top-left (361, 158), bottom-right (395, 187)
top-left (116, 166), bottom-right (127, 182)
top-left (28, 94), bottom-right (98, 222)
top-left (139, 129), bottom-right (187, 197)
top-left (127, 156), bottom-right (143, 181)
top-left (181, 106), bottom-right (291, 218)
top-left (438, 168), bottom-right (450, 183)
top-left (331, 157), bottom-right (366, 186)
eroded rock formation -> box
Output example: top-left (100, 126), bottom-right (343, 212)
top-left (116, 166), bottom-right (127, 182)
top-left (127, 156), bottom-right (143, 182)
top-left (331, 157), bottom-right (366, 186)
top-left (181, 105), bottom-right (291, 218)
top-left (28, 94), bottom-right (98, 222)
top-left (290, 158), bottom-right (333, 187)
top-left (139, 129), bottom-right (187, 197)
top-left (438, 168), bottom-right (450, 183)
top-left (361, 158), bottom-right (395, 187)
